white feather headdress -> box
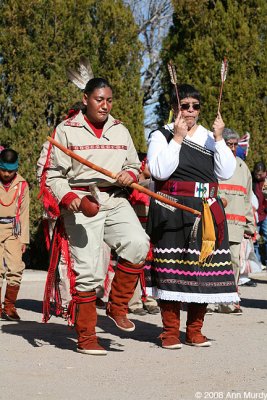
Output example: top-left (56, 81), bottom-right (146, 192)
top-left (67, 56), bottom-right (94, 90)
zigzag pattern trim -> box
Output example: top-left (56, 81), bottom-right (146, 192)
top-left (153, 267), bottom-right (234, 276)
top-left (154, 258), bottom-right (232, 267)
top-left (154, 248), bottom-right (230, 255)
top-left (143, 265), bottom-right (152, 270)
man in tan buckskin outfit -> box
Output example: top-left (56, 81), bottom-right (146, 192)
top-left (42, 78), bottom-right (149, 355)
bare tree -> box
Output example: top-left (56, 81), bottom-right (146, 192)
top-left (125, 0), bottom-right (173, 130)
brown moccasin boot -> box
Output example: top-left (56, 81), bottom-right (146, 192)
top-left (185, 303), bottom-right (211, 347)
top-left (75, 291), bottom-right (107, 356)
top-left (160, 300), bottom-right (182, 349)
top-left (107, 304), bottom-right (135, 332)
top-left (2, 284), bottom-right (21, 321)
top-left (107, 258), bottom-right (144, 332)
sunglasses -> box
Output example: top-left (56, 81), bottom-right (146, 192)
top-left (180, 103), bottom-right (200, 111)
top-left (226, 142), bottom-right (238, 148)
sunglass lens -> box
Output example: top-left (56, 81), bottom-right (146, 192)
top-left (180, 104), bottom-right (190, 110)
top-left (180, 104), bottom-right (200, 110)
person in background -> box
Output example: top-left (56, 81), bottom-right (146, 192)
top-left (128, 154), bottom-right (160, 316)
top-left (238, 190), bottom-right (262, 285)
top-left (0, 149), bottom-right (29, 321)
top-left (37, 140), bottom-right (72, 318)
top-left (252, 161), bottom-right (267, 268)
top-left (215, 128), bottom-right (256, 315)
top-left (146, 84), bottom-right (239, 350)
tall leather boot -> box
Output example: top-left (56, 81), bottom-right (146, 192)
top-left (74, 290), bottom-right (107, 355)
top-left (185, 303), bottom-right (211, 347)
top-left (107, 258), bottom-right (144, 332)
top-left (3, 284), bottom-right (21, 321)
top-left (160, 300), bottom-right (182, 349)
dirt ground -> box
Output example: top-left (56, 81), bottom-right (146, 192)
top-left (1, 270), bottom-right (267, 400)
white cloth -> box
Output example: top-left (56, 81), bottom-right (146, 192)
top-left (252, 191), bottom-right (259, 223)
top-left (239, 237), bottom-right (262, 285)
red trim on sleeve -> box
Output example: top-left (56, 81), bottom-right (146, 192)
top-left (219, 184), bottom-right (247, 194)
top-left (225, 214), bottom-right (246, 223)
top-left (60, 192), bottom-right (79, 208)
top-left (127, 171), bottom-right (138, 183)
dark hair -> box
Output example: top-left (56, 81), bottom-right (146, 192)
top-left (0, 148), bottom-right (18, 164)
top-left (138, 152), bottom-right (147, 162)
top-left (84, 78), bottom-right (113, 96)
top-left (65, 79), bottom-right (113, 117)
top-left (253, 161), bottom-right (266, 173)
top-left (66, 101), bottom-right (85, 119)
top-left (171, 84), bottom-right (201, 108)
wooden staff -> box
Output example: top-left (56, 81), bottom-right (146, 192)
top-left (47, 136), bottom-right (201, 216)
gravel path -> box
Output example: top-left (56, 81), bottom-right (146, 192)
top-left (1, 270), bottom-right (267, 400)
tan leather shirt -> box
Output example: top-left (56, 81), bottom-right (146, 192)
top-left (0, 174), bottom-right (30, 243)
top-left (45, 111), bottom-right (141, 203)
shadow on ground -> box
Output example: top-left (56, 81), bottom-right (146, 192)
top-left (1, 321), bottom-right (76, 351)
top-left (240, 297), bottom-right (267, 310)
top-left (1, 299), bottom-right (164, 352)
top-left (97, 314), bottom-right (163, 346)
top-left (16, 299), bottom-right (43, 314)
top-left (0, 320), bottom-right (126, 353)
top-left (15, 298), bottom-right (163, 345)
top-left (9, 297), bottom-right (247, 350)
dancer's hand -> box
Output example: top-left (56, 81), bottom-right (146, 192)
top-left (173, 111), bottom-right (188, 144)
top-left (213, 112), bottom-right (225, 141)
top-left (68, 197), bottom-right (81, 212)
top-left (116, 171), bottom-right (134, 187)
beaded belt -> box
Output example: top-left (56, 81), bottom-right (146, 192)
top-left (0, 217), bottom-right (14, 224)
top-left (155, 180), bottom-right (218, 198)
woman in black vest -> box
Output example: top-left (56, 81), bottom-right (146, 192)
top-left (147, 84), bottom-right (239, 349)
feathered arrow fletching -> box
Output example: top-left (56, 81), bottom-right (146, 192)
top-left (167, 61), bottom-right (180, 108)
top-left (220, 57), bottom-right (228, 82)
top-left (168, 61), bottom-right (177, 85)
top-left (67, 56), bottom-right (94, 90)
top-left (217, 57), bottom-right (228, 114)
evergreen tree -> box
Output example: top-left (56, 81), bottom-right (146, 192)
top-left (158, 0), bottom-right (266, 168)
top-left (87, 0), bottom-right (145, 150)
top-left (0, 0), bottom-right (144, 246)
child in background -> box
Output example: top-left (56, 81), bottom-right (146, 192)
top-left (0, 149), bottom-right (29, 320)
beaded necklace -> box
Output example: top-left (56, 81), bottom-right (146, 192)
top-left (0, 180), bottom-right (19, 207)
